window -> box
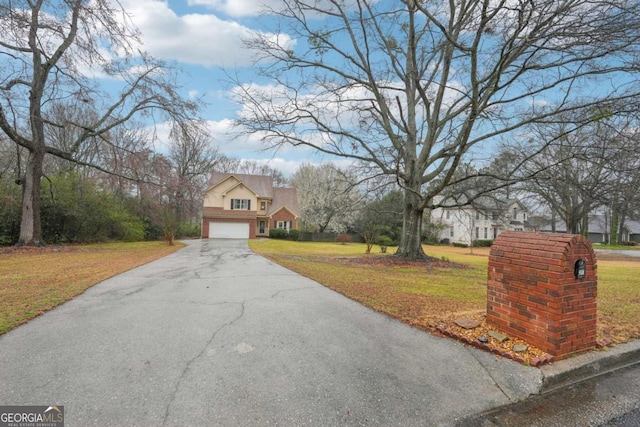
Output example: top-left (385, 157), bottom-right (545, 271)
top-left (475, 211), bottom-right (480, 220)
top-left (475, 227), bottom-right (479, 239)
top-left (512, 207), bottom-right (517, 219)
top-left (450, 226), bottom-right (454, 237)
top-left (260, 201), bottom-right (266, 210)
top-left (446, 210), bottom-right (450, 220)
top-left (231, 199), bottom-right (251, 210)
top-left (492, 212), bottom-right (499, 220)
top-left (276, 220), bottom-right (292, 230)
top-left (484, 227), bottom-right (488, 239)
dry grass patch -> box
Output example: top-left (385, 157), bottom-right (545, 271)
top-left (250, 240), bottom-right (488, 328)
top-left (250, 240), bottom-right (640, 348)
top-left (595, 254), bottom-right (640, 343)
top-left (0, 241), bottom-right (184, 334)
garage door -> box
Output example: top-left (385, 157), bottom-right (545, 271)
top-left (208, 222), bottom-right (250, 239)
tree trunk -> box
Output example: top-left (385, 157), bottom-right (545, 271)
top-left (610, 209), bottom-right (619, 245)
top-left (618, 211), bottom-right (627, 244)
top-left (17, 149), bottom-right (45, 246)
top-left (395, 184), bottom-right (428, 260)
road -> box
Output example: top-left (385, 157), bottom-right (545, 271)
top-left (0, 239), bottom-right (542, 426)
top-left (595, 249), bottom-right (640, 258)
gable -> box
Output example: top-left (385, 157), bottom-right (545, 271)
top-left (203, 173), bottom-right (298, 213)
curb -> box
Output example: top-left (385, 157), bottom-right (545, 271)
top-left (539, 339), bottom-right (640, 393)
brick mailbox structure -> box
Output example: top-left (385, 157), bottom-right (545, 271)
top-left (487, 231), bottom-right (597, 359)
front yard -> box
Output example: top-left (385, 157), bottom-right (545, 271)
top-left (2, 238), bottom-right (638, 364)
top-left (0, 241), bottom-right (184, 335)
top-left (249, 240), bottom-right (640, 350)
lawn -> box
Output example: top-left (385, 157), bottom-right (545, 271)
top-left (2, 238), bottom-right (638, 355)
top-left (0, 241), bottom-right (184, 335)
top-left (249, 240), bottom-right (640, 345)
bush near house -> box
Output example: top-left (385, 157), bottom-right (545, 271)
top-left (472, 239), bottom-right (494, 247)
top-left (452, 242), bottom-right (469, 248)
top-left (288, 229), bottom-right (300, 241)
top-left (269, 228), bottom-right (289, 239)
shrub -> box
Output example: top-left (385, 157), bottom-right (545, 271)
top-left (472, 239), bottom-right (494, 247)
top-left (375, 235), bottom-right (393, 253)
top-left (288, 229), bottom-right (300, 241)
top-left (178, 223), bottom-right (201, 239)
top-left (452, 242), bottom-right (468, 248)
top-left (269, 228), bottom-right (288, 239)
top-left (335, 233), bottom-right (352, 244)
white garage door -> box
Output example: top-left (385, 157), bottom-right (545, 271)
top-left (209, 222), bottom-right (250, 239)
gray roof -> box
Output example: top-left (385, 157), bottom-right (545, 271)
top-left (626, 219), bottom-right (640, 234)
top-left (269, 187), bottom-right (299, 216)
top-left (538, 215), bottom-right (640, 235)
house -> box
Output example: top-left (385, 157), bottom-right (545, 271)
top-left (201, 173), bottom-right (299, 239)
top-left (539, 215), bottom-right (640, 244)
top-left (430, 198), bottom-right (534, 245)
top-left (629, 220), bottom-right (640, 243)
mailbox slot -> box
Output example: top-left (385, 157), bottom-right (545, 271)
top-left (574, 258), bottom-right (586, 279)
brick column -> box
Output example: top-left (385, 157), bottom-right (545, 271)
top-left (487, 231), bottom-right (597, 359)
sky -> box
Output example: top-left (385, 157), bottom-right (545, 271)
top-left (116, 0), bottom-right (329, 176)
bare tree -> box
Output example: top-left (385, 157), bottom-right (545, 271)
top-left (509, 116), bottom-right (640, 237)
top-left (290, 163), bottom-right (362, 233)
top-left (0, 0), bottom-right (201, 245)
top-left (166, 126), bottom-right (224, 238)
top-left (213, 157), bottom-right (289, 187)
top-left (233, 0), bottom-right (640, 259)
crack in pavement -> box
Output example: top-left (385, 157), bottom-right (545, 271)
top-left (161, 301), bottom-right (246, 426)
top-left (160, 285), bottom-right (320, 425)
top-left (270, 285), bottom-right (320, 298)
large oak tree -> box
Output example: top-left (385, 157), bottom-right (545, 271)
top-left (233, 0), bottom-right (640, 259)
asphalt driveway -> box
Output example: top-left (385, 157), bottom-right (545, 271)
top-left (0, 239), bottom-right (542, 426)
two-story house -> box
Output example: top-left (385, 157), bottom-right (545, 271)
top-left (201, 173), bottom-right (299, 239)
top-left (430, 197), bottom-right (533, 245)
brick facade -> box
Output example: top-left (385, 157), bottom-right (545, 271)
top-left (487, 231), bottom-right (597, 359)
top-left (270, 209), bottom-right (297, 230)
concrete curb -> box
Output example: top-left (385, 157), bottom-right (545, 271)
top-left (539, 339), bottom-right (640, 393)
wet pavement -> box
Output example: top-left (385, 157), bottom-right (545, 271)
top-left (458, 363), bottom-right (640, 427)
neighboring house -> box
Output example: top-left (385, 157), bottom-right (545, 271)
top-left (430, 198), bottom-right (534, 245)
top-left (201, 173), bottom-right (299, 239)
top-left (628, 220), bottom-right (640, 243)
top-left (539, 215), bottom-right (640, 244)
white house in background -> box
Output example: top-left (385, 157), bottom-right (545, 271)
top-left (430, 197), bottom-right (534, 245)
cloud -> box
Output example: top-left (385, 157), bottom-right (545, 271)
top-left (118, 0), bottom-right (293, 67)
top-left (186, 0), bottom-right (283, 17)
